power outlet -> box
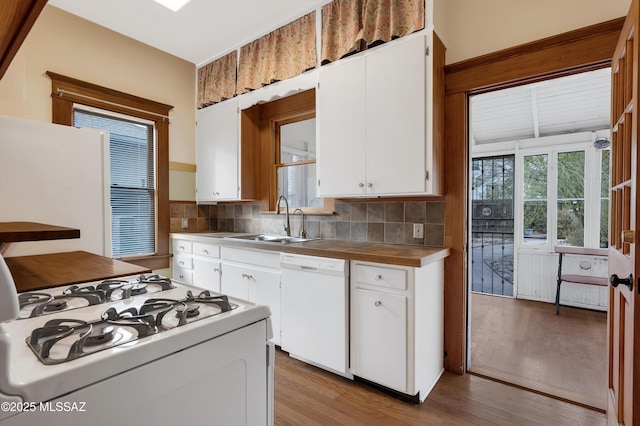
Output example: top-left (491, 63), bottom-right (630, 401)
top-left (181, 218), bottom-right (189, 229)
top-left (413, 223), bottom-right (424, 239)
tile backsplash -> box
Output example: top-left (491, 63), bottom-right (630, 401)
top-left (170, 202), bottom-right (217, 233)
top-left (210, 200), bottom-right (444, 247)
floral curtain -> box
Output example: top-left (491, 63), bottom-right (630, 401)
top-left (321, 0), bottom-right (425, 64)
top-left (197, 50), bottom-right (237, 109)
top-left (237, 12), bottom-right (316, 94)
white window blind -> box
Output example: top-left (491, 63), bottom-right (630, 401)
top-left (73, 109), bottom-right (156, 258)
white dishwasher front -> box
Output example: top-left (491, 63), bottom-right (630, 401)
top-left (280, 253), bottom-right (351, 378)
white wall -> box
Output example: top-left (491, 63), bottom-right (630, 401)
top-left (517, 251), bottom-right (608, 310)
top-left (436, 0), bottom-right (631, 64)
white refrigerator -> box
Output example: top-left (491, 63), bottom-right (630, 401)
top-left (0, 115), bottom-right (111, 257)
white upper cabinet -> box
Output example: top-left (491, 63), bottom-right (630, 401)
top-left (196, 98), bottom-right (240, 202)
top-left (317, 32), bottom-right (443, 197)
top-left (366, 35), bottom-right (426, 195)
top-left (316, 56), bottom-right (367, 197)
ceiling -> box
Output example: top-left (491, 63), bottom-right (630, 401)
top-left (470, 67), bottom-right (612, 145)
top-left (48, 0), bottom-right (331, 66)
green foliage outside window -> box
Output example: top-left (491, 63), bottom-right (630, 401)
top-left (523, 154), bottom-right (548, 240)
top-left (600, 150), bottom-right (610, 248)
top-left (557, 151), bottom-right (585, 246)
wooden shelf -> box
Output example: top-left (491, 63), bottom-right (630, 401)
top-left (4, 250), bottom-right (152, 292)
top-left (0, 221), bottom-right (80, 244)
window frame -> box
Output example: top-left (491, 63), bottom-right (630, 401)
top-left (248, 88), bottom-right (333, 213)
top-left (515, 141), bottom-right (607, 251)
top-left (47, 71), bottom-right (173, 270)
top-left (273, 112), bottom-right (318, 209)
top-left (73, 106), bottom-right (157, 258)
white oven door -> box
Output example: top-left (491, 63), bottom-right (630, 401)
top-left (1, 319), bottom-right (273, 426)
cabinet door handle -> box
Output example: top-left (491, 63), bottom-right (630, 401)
top-left (202, 249), bottom-right (209, 255)
top-left (374, 274), bottom-right (382, 281)
top-left (367, 182), bottom-right (373, 188)
top-left (178, 245), bottom-right (185, 250)
top-left (179, 261), bottom-right (184, 266)
top-left (358, 182), bottom-right (364, 188)
top-left (242, 273), bottom-right (253, 279)
top-left (374, 300), bottom-right (382, 307)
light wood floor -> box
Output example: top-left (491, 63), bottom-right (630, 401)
top-left (274, 350), bottom-right (605, 425)
top-left (469, 293), bottom-right (608, 411)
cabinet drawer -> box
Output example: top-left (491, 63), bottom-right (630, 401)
top-left (173, 254), bottom-right (193, 270)
top-left (352, 262), bottom-right (407, 290)
top-left (193, 242), bottom-right (220, 258)
top-left (173, 267), bottom-right (193, 285)
top-left (172, 239), bottom-right (192, 254)
top-left (221, 247), bottom-right (280, 269)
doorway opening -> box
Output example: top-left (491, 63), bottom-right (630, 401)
top-left (467, 68), bottom-right (610, 410)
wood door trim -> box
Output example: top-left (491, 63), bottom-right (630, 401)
top-left (442, 19), bottom-right (623, 374)
top-left (445, 18), bottom-right (624, 95)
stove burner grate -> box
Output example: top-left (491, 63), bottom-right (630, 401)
top-left (20, 292), bottom-right (103, 318)
top-left (26, 308), bottom-right (158, 365)
top-left (24, 288), bottom-right (238, 365)
top-left (17, 275), bottom-right (178, 320)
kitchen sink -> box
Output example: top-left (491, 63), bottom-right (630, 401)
top-left (223, 234), bottom-right (317, 244)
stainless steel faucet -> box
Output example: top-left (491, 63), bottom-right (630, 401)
top-left (276, 195), bottom-right (291, 237)
top-left (292, 208), bottom-right (307, 238)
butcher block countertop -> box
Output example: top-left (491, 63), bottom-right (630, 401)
top-left (5, 250), bottom-right (151, 292)
top-left (171, 232), bottom-right (449, 268)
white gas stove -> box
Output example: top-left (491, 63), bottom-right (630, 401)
top-left (0, 254), bottom-right (274, 426)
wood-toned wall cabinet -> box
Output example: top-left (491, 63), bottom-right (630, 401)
top-left (350, 259), bottom-right (444, 401)
top-left (317, 32), bottom-right (444, 197)
top-left (196, 99), bottom-right (259, 202)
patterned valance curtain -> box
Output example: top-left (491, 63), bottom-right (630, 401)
top-left (237, 12), bottom-right (316, 94)
top-left (321, 0), bottom-right (425, 64)
top-left (197, 50), bottom-right (237, 109)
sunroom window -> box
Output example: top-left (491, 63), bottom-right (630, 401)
top-left (522, 154), bottom-right (548, 245)
top-left (556, 151), bottom-right (585, 247)
top-left (520, 146), bottom-right (608, 249)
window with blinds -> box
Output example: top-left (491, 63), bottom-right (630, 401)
top-left (74, 108), bottom-right (156, 258)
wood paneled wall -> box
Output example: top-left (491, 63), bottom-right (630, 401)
top-left (442, 18), bottom-right (624, 374)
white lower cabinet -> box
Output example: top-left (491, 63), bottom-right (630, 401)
top-left (172, 235), bottom-right (446, 401)
top-left (172, 239), bottom-right (194, 285)
top-left (221, 247), bottom-right (281, 346)
top-left (352, 288), bottom-right (407, 391)
top-left (192, 258), bottom-right (221, 293)
top-left (350, 259), bottom-right (444, 401)
top-left (192, 242), bottom-right (221, 292)
top-left (172, 239), bottom-right (221, 291)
